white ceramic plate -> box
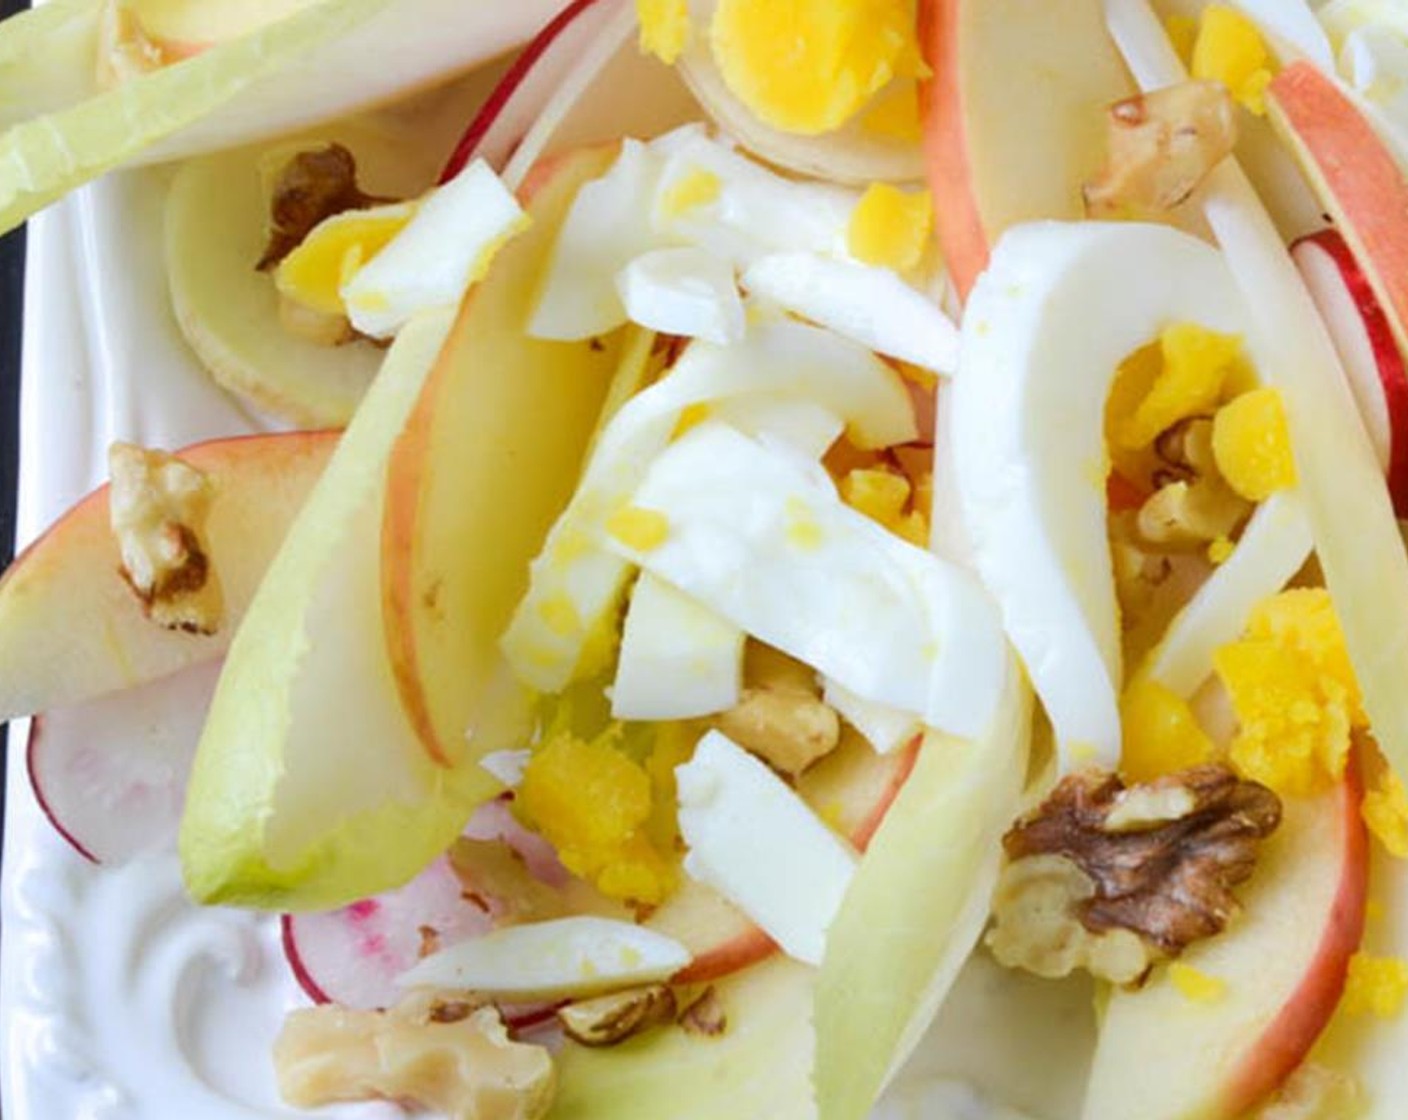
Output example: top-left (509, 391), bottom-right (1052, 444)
top-left (0, 108), bottom-right (1094, 1120)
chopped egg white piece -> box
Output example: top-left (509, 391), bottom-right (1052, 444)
top-left (650, 127), bottom-right (861, 265)
top-left (951, 220), bottom-right (1248, 771)
top-left (743, 252), bottom-right (960, 374)
top-left (608, 421), bottom-right (1005, 738)
top-left (341, 160), bottom-right (526, 339)
top-left (478, 748), bottom-right (533, 790)
top-left (822, 677), bottom-right (922, 756)
top-left (398, 916), bottom-right (691, 1001)
top-left (528, 139), bottom-right (662, 340)
top-left (675, 730), bottom-right (857, 966)
top-left (616, 247), bottom-right (745, 344)
top-left (501, 319), bottom-right (914, 692)
top-left (711, 396), bottom-right (844, 460)
top-left (612, 572), bottom-right (746, 720)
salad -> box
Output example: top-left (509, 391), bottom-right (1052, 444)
top-left (3, 0), bottom-right (1408, 1117)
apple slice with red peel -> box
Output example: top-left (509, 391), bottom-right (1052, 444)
top-left (381, 145), bottom-right (625, 770)
top-left (1083, 771), bottom-right (1369, 1120)
top-left (918, 0), bottom-right (1135, 302)
top-left (1293, 229), bottom-right (1408, 514)
top-left (1267, 62), bottom-right (1408, 369)
top-left (28, 659), bottom-right (224, 864)
top-left (648, 732), bottom-right (918, 983)
top-left (0, 430), bottom-right (334, 724)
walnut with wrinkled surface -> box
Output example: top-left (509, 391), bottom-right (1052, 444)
top-left (557, 984), bottom-right (677, 1047)
top-left (988, 765), bottom-right (1280, 984)
top-left (108, 442), bottom-right (223, 634)
top-left (1084, 80), bottom-right (1238, 217)
top-left (257, 143), bottom-right (383, 271)
top-left (275, 993), bottom-right (555, 1120)
top-left (1137, 419), bottom-right (1251, 549)
top-left (715, 642), bottom-right (840, 776)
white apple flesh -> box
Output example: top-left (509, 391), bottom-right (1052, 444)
top-left (1083, 774), bottom-right (1368, 1120)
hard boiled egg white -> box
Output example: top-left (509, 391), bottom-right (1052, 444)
top-left (615, 246), bottom-right (745, 345)
top-left (951, 221), bottom-right (1248, 771)
top-left (611, 572), bottom-right (745, 721)
top-left (340, 159), bottom-right (527, 339)
top-left (608, 421), bottom-right (1005, 739)
top-left (501, 318), bottom-right (913, 692)
top-left (675, 729), bottom-right (857, 966)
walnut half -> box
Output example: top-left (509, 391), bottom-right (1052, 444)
top-left (557, 985), bottom-right (677, 1047)
top-left (275, 993), bottom-right (555, 1120)
top-left (987, 765), bottom-right (1280, 984)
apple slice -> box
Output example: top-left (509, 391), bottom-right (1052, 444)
top-left (918, 0), bottom-right (1135, 302)
top-left (648, 732), bottom-right (918, 983)
top-left (381, 144), bottom-right (624, 770)
top-left (1267, 62), bottom-right (1408, 379)
top-left (1293, 229), bottom-right (1408, 515)
top-left (1083, 773), bottom-right (1368, 1120)
top-left (178, 308), bottom-right (460, 911)
top-left (0, 430), bottom-right (334, 723)
top-left (27, 659), bottom-right (223, 864)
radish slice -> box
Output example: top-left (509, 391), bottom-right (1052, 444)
top-left (27, 660), bottom-right (223, 865)
top-left (439, 0), bottom-right (626, 183)
top-left (282, 795), bottom-right (571, 1010)
top-left (282, 854), bottom-right (496, 1010)
top-left (1294, 229), bottom-right (1408, 513)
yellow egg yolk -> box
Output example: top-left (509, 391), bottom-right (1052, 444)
top-left (637, 0), bottom-right (690, 64)
top-left (1119, 676), bottom-right (1216, 783)
top-left (606, 505), bottom-right (671, 552)
top-left (659, 166), bottom-right (722, 220)
top-left (840, 467), bottom-right (928, 546)
top-left (860, 80), bottom-right (923, 142)
top-left (516, 723), bottom-right (677, 905)
top-left (1117, 322), bottom-right (1248, 451)
top-left (1342, 953), bottom-right (1408, 1019)
top-left (710, 0), bottom-right (925, 136)
top-left (1212, 387), bottom-right (1297, 502)
top-left (1363, 744), bottom-right (1408, 858)
top-left (1168, 961), bottom-right (1227, 1004)
top-left (848, 182), bottom-right (933, 273)
top-left (274, 205), bottom-right (413, 316)
top-left (1192, 5), bottom-right (1275, 116)
top-left (1214, 589), bottom-right (1364, 796)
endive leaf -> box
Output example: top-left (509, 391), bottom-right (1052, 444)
top-left (815, 657), bottom-right (1033, 1120)
top-left (0, 0), bottom-right (562, 234)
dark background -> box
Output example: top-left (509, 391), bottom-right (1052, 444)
top-left (1, 0), bottom-right (31, 862)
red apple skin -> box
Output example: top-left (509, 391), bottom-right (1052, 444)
top-left (918, 0), bottom-right (988, 305)
top-left (1220, 766), bottom-right (1368, 1116)
top-left (0, 431), bottom-right (335, 723)
top-left (1268, 62), bottom-right (1408, 365)
top-left (665, 736), bottom-right (921, 985)
top-left (917, 0), bottom-right (1133, 305)
top-left (1294, 229), bottom-right (1408, 516)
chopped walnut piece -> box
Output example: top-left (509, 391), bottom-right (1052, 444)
top-left (1084, 80), bottom-right (1238, 217)
top-left (989, 766), bottom-right (1281, 983)
top-left (557, 985), bottom-right (677, 1047)
top-left (715, 642), bottom-right (840, 776)
top-left (108, 442), bottom-right (223, 634)
top-left (257, 144), bottom-right (383, 272)
top-left (1136, 418), bottom-right (1251, 549)
top-left (275, 993), bottom-right (555, 1120)
top-left (678, 986), bottom-right (727, 1037)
